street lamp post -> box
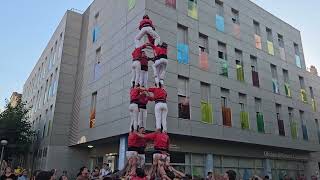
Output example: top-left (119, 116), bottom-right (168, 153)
top-left (0, 140), bottom-right (8, 170)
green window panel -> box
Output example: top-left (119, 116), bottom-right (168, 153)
top-left (272, 79), bottom-right (279, 94)
top-left (267, 41), bottom-right (274, 55)
top-left (188, 0), bottom-right (198, 19)
top-left (300, 89), bottom-right (308, 103)
top-left (256, 112), bottom-right (265, 133)
top-left (290, 121), bottom-right (298, 139)
top-left (240, 111), bottom-right (250, 130)
top-left (218, 58), bottom-right (228, 77)
top-left (312, 99), bottom-right (317, 112)
top-left (128, 0), bottom-right (135, 10)
top-left (201, 101), bottom-right (213, 124)
top-left (236, 64), bottom-right (245, 82)
top-left (284, 83), bottom-right (291, 97)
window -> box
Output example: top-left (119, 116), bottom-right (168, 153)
top-left (199, 34), bottom-right (208, 70)
top-left (299, 110), bottom-right (308, 140)
top-left (178, 76), bottom-right (190, 119)
top-left (221, 88), bottom-right (231, 126)
top-left (178, 25), bottom-right (188, 44)
top-left (294, 43), bottom-right (301, 68)
top-left (310, 87), bottom-right (316, 112)
top-left (283, 69), bottom-right (289, 83)
top-left (218, 42), bottom-right (228, 77)
top-left (251, 56), bottom-right (259, 87)
top-left (199, 33), bottom-right (208, 53)
top-left (255, 98), bottom-right (264, 133)
top-left (188, 0), bottom-right (198, 19)
top-left (215, 0), bottom-right (224, 15)
top-left (94, 47), bottom-right (102, 81)
top-left (315, 119), bottom-right (320, 144)
top-left (90, 92), bottom-right (97, 128)
top-left (201, 82), bottom-right (213, 124)
top-left (52, 68), bottom-right (58, 96)
top-left (177, 25), bottom-right (189, 64)
top-left (231, 8), bottom-right (239, 24)
top-left (277, 34), bottom-right (284, 48)
top-left (43, 79), bottom-right (48, 105)
top-left (253, 21), bottom-right (260, 35)
top-left (215, 0), bottom-right (224, 32)
top-left (93, 12), bottom-right (100, 42)
top-left (271, 65), bottom-right (279, 93)
top-left (266, 28), bottom-right (273, 42)
top-left (239, 93), bottom-right (249, 129)
top-left (52, 41), bottom-right (57, 65)
top-left (309, 87), bottom-right (314, 98)
top-left (48, 73), bottom-right (53, 98)
top-left (200, 82), bottom-right (210, 102)
top-left (271, 64), bottom-right (278, 79)
top-left (276, 104), bottom-right (285, 136)
top-left (235, 49), bottom-right (244, 82)
top-left (42, 58), bottom-right (47, 78)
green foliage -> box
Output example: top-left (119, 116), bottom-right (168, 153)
top-left (0, 101), bottom-right (35, 155)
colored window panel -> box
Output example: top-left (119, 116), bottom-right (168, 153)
top-left (89, 108), bottom-right (96, 128)
top-left (188, 0), bottom-right (198, 19)
top-left (216, 15), bottom-right (225, 32)
top-left (218, 58), bottom-right (228, 77)
top-left (177, 43), bottom-right (189, 64)
top-left (302, 124), bottom-right (308, 140)
top-left (300, 89), bottom-right (308, 103)
top-left (199, 50), bottom-right (208, 70)
top-left (92, 26), bottom-right (100, 43)
top-left (165, 0), bottom-right (176, 8)
top-left (240, 111), bottom-right (250, 130)
top-left (312, 99), bottom-right (317, 112)
top-left (295, 55), bottom-right (302, 68)
top-left (267, 41), bottom-right (274, 55)
top-left (128, 0), bottom-right (135, 10)
top-left (222, 107), bottom-right (232, 126)
top-left (254, 34), bottom-right (262, 49)
top-left (236, 64), bottom-right (244, 82)
top-left (279, 47), bottom-right (286, 60)
top-left (284, 83), bottom-right (291, 97)
top-left (201, 101), bottom-right (213, 124)
top-left (272, 79), bottom-right (279, 94)
top-left (290, 121), bottom-right (298, 139)
top-left (256, 112), bottom-right (264, 133)
top-left (233, 24), bottom-right (240, 39)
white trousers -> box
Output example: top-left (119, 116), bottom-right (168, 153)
top-left (129, 103), bottom-right (139, 131)
top-left (137, 154), bottom-right (145, 168)
top-left (135, 26), bottom-right (160, 48)
top-left (139, 70), bottom-right (148, 87)
top-left (138, 108), bottom-right (147, 128)
top-left (152, 58), bottom-right (168, 85)
top-left (155, 102), bottom-right (168, 131)
top-left (131, 61), bottom-right (141, 85)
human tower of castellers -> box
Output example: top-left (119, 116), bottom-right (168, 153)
top-left (121, 15), bottom-right (186, 180)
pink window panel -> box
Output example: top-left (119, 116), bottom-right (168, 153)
top-left (165, 0), bottom-right (176, 8)
top-left (199, 51), bottom-right (209, 70)
top-left (254, 34), bottom-right (262, 49)
top-left (233, 24), bottom-right (240, 39)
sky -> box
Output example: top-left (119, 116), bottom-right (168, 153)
top-left (0, 0), bottom-right (319, 109)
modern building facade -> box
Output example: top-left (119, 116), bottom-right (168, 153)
top-left (22, 0), bottom-right (320, 179)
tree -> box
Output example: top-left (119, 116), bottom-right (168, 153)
top-left (0, 100), bottom-right (34, 157)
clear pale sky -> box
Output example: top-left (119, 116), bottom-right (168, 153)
top-left (0, 0), bottom-right (319, 109)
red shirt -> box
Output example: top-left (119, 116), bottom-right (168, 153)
top-left (140, 55), bottom-right (148, 67)
top-left (144, 132), bottom-right (170, 150)
top-left (148, 87), bottom-right (167, 101)
top-left (132, 45), bottom-right (147, 60)
top-left (150, 44), bottom-right (167, 57)
top-left (139, 19), bottom-right (154, 30)
top-left (130, 88), bottom-right (141, 102)
top-left (138, 93), bottom-right (153, 106)
top-left (131, 176), bottom-right (147, 180)
top-left (147, 34), bottom-right (155, 45)
top-left (128, 133), bottom-right (139, 148)
top-left (136, 134), bottom-right (146, 147)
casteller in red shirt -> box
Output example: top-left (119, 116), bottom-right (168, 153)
top-left (138, 92), bottom-right (154, 109)
top-left (140, 52), bottom-right (149, 71)
top-left (130, 88), bottom-right (143, 103)
top-left (144, 132), bottom-right (170, 150)
top-left (139, 16), bottom-right (154, 30)
top-left (148, 87), bottom-right (167, 101)
top-left (128, 132), bottom-right (139, 148)
top-left (132, 44), bottom-right (147, 60)
top-left (149, 43), bottom-right (167, 61)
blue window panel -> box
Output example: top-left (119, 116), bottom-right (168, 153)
top-left (92, 26), bottom-right (100, 43)
top-left (295, 55), bottom-right (302, 68)
top-left (216, 15), bottom-right (225, 32)
top-left (177, 43), bottom-right (189, 64)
